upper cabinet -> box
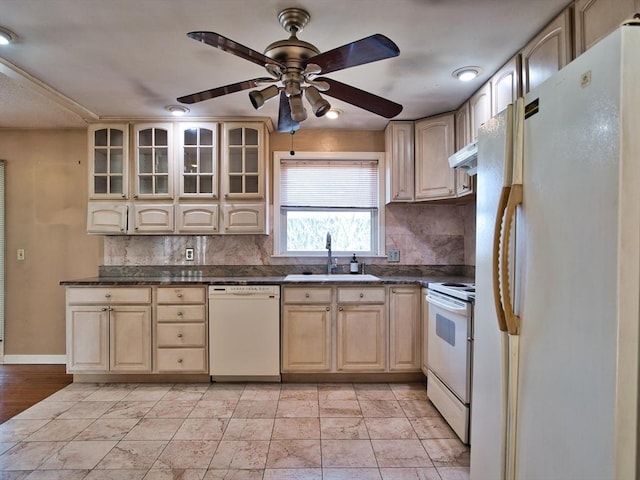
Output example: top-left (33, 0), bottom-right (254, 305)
top-left (89, 124), bottom-right (129, 200)
top-left (385, 121), bottom-right (415, 203)
top-left (574, 0), bottom-right (640, 56)
top-left (414, 113), bottom-right (455, 201)
top-left (491, 54), bottom-right (522, 116)
top-left (86, 120), bottom-right (269, 235)
top-left (454, 102), bottom-right (473, 197)
top-left (469, 82), bottom-right (492, 142)
top-left (521, 8), bottom-right (572, 93)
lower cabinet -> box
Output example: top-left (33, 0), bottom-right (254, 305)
top-left (281, 285), bottom-right (420, 374)
top-left (66, 285), bottom-right (208, 375)
top-left (66, 287), bottom-right (152, 373)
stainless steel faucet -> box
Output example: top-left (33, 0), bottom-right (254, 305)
top-left (326, 232), bottom-right (335, 274)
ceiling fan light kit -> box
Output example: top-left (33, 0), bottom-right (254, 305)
top-left (177, 7), bottom-right (403, 132)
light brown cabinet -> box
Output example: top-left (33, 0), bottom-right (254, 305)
top-left (281, 287), bottom-right (332, 372)
top-left (389, 286), bottom-right (421, 371)
top-left (337, 287), bottom-right (387, 372)
top-left (574, 0), bottom-right (640, 56)
top-left (521, 8), bottom-right (573, 93)
top-left (454, 102), bottom-right (473, 197)
top-left (421, 287), bottom-right (429, 376)
top-left (385, 121), bottom-right (415, 203)
top-left (414, 113), bottom-right (456, 201)
top-left (491, 55), bottom-right (522, 115)
top-left (155, 286), bottom-right (207, 373)
top-left (66, 287), bottom-right (152, 374)
top-left (469, 83), bottom-right (492, 142)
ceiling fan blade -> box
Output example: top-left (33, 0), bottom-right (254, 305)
top-left (277, 91), bottom-right (300, 133)
top-left (187, 31), bottom-right (285, 71)
top-left (317, 77), bottom-right (403, 118)
top-left (305, 34), bottom-right (399, 75)
top-left (177, 77), bottom-right (275, 104)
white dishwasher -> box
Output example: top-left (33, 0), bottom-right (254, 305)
top-left (208, 285), bottom-right (281, 382)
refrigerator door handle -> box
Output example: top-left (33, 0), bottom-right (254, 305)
top-left (501, 183), bottom-right (522, 336)
top-left (492, 185), bottom-right (511, 333)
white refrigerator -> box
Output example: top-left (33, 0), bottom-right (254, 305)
top-left (470, 23), bottom-right (640, 480)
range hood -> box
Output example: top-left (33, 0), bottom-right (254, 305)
top-left (448, 140), bottom-right (478, 176)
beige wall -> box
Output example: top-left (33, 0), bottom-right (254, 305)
top-left (0, 127), bottom-right (474, 357)
top-left (0, 129), bottom-right (103, 356)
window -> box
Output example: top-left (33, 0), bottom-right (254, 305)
top-left (273, 151), bottom-right (385, 256)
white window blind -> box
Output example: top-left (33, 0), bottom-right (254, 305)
top-left (279, 160), bottom-right (379, 208)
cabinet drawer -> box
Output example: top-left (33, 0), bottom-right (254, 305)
top-left (157, 287), bottom-right (205, 304)
top-left (157, 324), bottom-right (206, 347)
top-left (337, 287), bottom-right (386, 304)
top-left (157, 305), bottom-right (206, 322)
top-left (283, 287), bottom-right (332, 304)
top-left (67, 287), bottom-right (151, 305)
top-left (156, 348), bottom-right (207, 372)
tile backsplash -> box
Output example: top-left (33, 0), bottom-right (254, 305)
top-left (104, 203), bottom-right (475, 267)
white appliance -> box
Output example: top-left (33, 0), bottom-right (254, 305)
top-left (209, 285), bottom-right (281, 381)
top-left (425, 282), bottom-right (474, 443)
top-left (471, 24), bottom-right (640, 480)
top-left (448, 140), bottom-right (478, 175)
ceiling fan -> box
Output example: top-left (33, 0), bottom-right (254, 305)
top-left (177, 7), bottom-right (403, 132)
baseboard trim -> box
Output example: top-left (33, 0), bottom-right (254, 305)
top-left (2, 354), bottom-right (67, 365)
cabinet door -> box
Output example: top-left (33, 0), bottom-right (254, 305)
top-left (385, 121), bottom-right (415, 203)
top-left (421, 288), bottom-right (429, 376)
top-left (178, 123), bottom-right (218, 199)
top-left (221, 123), bottom-right (265, 200)
top-left (220, 203), bottom-right (266, 234)
top-left (282, 304), bottom-right (332, 372)
top-left (176, 204), bottom-right (219, 234)
top-left (491, 54), bottom-right (521, 116)
top-left (110, 306), bottom-right (152, 372)
top-left (88, 124), bottom-right (129, 200)
top-left (134, 123), bottom-right (174, 199)
top-left (414, 113), bottom-right (456, 201)
top-left (469, 83), bottom-right (492, 142)
top-left (574, 0), bottom-right (639, 56)
top-left (454, 102), bottom-right (473, 197)
top-left (337, 304), bottom-right (386, 371)
top-left (87, 202), bottom-right (128, 234)
top-left (130, 203), bottom-right (174, 234)
top-left (389, 287), bottom-right (421, 372)
top-left (521, 8), bottom-right (572, 93)
top-left (66, 306), bottom-right (109, 373)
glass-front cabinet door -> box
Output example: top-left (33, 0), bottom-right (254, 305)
top-left (134, 123), bottom-right (173, 199)
top-left (221, 123), bottom-right (265, 199)
top-left (179, 123), bottom-right (218, 198)
top-left (89, 124), bottom-right (129, 199)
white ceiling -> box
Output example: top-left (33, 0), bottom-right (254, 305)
top-left (0, 0), bottom-right (571, 130)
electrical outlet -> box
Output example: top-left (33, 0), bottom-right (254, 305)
top-left (387, 249), bottom-right (400, 262)
top-left (17, 249), bottom-right (25, 261)
top-left (185, 248), bottom-right (194, 261)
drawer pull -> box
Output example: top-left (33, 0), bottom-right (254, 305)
top-left (359, 293), bottom-right (364, 298)
top-left (177, 333), bottom-right (183, 338)
top-left (177, 358), bottom-right (183, 363)
top-left (177, 311), bottom-right (183, 316)
top-left (177, 293), bottom-right (183, 298)
top-left (105, 293), bottom-right (111, 298)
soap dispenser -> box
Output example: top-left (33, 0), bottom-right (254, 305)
top-left (350, 254), bottom-right (359, 274)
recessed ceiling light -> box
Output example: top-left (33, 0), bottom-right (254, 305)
top-left (452, 67), bottom-right (482, 82)
top-left (0, 27), bottom-right (16, 46)
top-left (325, 109), bottom-right (342, 120)
top-left (165, 105), bottom-right (190, 116)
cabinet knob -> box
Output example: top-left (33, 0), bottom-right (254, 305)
top-left (133, 194), bottom-right (138, 199)
top-left (339, 306), bottom-right (344, 311)
top-left (177, 311), bottom-right (183, 316)
top-left (305, 293), bottom-right (310, 298)
top-left (462, 185), bottom-right (468, 189)
top-left (105, 293), bottom-right (111, 298)
top-left (177, 293), bottom-right (183, 298)
top-left (392, 289), bottom-right (396, 293)
top-left (101, 307), bottom-right (108, 312)
top-left (326, 306), bottom-right (330, 311)
top-left (121, 194), bottom-right (126, 198)
top-left (359, 293), bottom-right (364, 298)
top-left (177, 333), bottom-right (183, 338)
top-left (177, 358), bottom-right (183, 363)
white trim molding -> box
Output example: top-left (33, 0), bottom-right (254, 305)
top-left (2, 354), bottom-right (67, 365)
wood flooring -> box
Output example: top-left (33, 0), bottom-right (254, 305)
top-left (0, 364), bottom-right (72, 423)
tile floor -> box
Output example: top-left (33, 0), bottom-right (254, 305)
top-left (0, 382), bottom-right (470, 479)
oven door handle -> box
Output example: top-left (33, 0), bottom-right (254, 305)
top-left (426, 294), bottom-right (468, 313)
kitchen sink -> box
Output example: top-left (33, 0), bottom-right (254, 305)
top-left (284, 274), bottom-right (380, 282)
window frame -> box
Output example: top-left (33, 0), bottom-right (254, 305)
top-left (273, 151), bottom-right (386, 257)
